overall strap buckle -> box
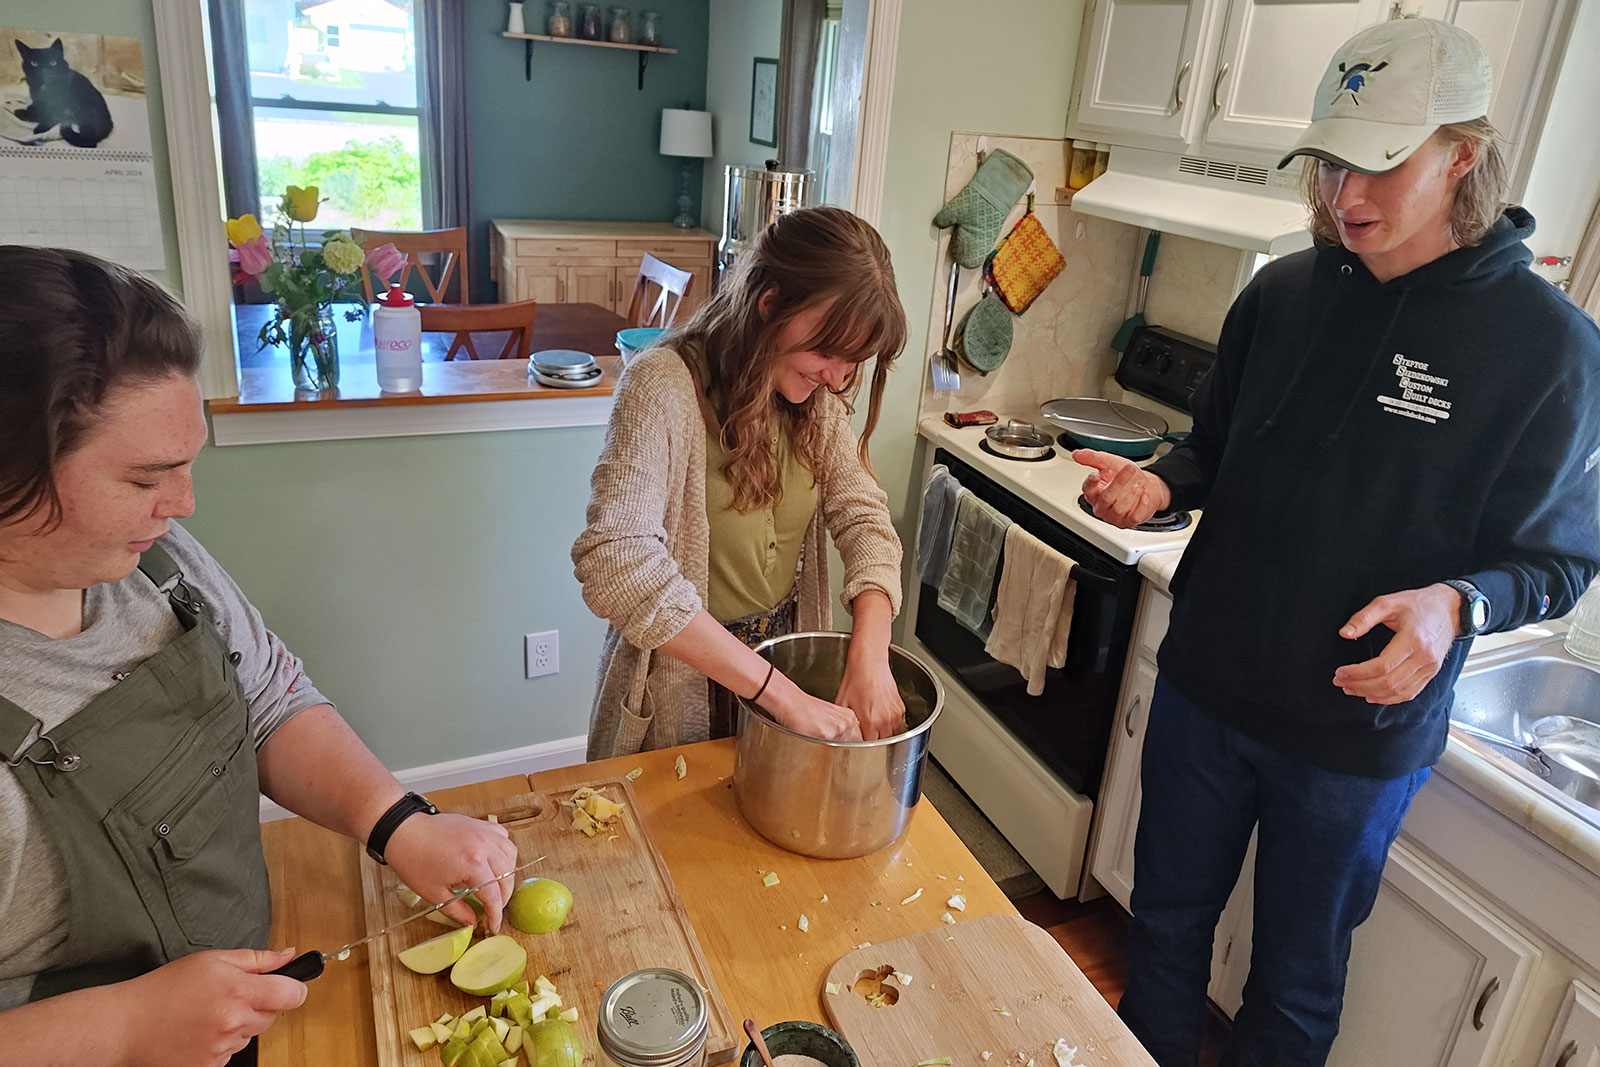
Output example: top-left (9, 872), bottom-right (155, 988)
top-left (2, 720), bottom-right (83, 773)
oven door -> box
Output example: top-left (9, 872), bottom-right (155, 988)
top-left (913, 448), bottom-right (1144, 897)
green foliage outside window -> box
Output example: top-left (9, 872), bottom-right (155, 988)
top-left (258, 135), bottom-right (421, 230)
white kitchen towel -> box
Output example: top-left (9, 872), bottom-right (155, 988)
top-left (985, 525), bottom-right (1078, 696)
top-left (937, 492), bottom-right (1012, 639)
top-left (916, 464), bottom-right (966, 588)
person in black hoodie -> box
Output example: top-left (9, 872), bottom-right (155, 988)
top-left (1074, 18), bottom-right (1600, 1067)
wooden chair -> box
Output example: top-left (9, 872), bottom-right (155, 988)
top-left (353, 227), bottom-right (470, 304)
top-left (419, 301), bottom-right (538, 361)
top-left (624, 254), bottom-right (694, 328)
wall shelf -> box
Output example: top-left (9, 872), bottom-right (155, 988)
top-left (501, 32), bottom-right (678, 90)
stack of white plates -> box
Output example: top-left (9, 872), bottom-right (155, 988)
top-left (529, 349), bottom-right (603, 389)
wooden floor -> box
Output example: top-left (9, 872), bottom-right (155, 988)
top-left (1015, 891), bottom-right (1230, 1066)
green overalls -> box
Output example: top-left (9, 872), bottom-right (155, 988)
top-left (0, 542), bottom-right (272, 1005)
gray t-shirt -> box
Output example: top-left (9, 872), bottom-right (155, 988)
top-left (0, 522), bottom-right (330, 1007)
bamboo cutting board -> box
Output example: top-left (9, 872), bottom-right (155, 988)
top-left (823, 914), bottom-right (1158, 1067)
top-left (358, 777), bottom-right (737, 1067)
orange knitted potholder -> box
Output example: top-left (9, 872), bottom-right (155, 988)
top-left (985, 209), bottom-right (1065, 314)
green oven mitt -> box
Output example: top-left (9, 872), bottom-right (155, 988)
top-left (933, 149), bottom-right (1034, 269)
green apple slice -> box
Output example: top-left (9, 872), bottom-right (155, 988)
top-left (450, 935), bottom-right (528, 997)
top-left (397, 925), bottom-right (473, 974)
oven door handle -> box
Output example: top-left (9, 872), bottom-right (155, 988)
top-left (1069, 564), bottom-right (1119, 595)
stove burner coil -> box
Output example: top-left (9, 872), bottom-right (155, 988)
top-left (1077, 494), bottom-right (1192, 532)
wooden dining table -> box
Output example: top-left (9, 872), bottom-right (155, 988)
top-left (215, 302), bottom-right (629, 412)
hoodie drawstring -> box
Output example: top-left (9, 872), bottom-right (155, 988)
top-left (1319, 287), bottom-right (1410, 447)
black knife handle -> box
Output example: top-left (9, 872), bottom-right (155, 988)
top-left (269, 950), bottom-right (325, 982)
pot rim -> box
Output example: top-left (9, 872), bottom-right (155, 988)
top-left (742, 631), bottom-right (945, 748)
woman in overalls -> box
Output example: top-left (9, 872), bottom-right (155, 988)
top-left (0, 247), bottom-right (519, 1065)
top-left (574, 206), bottom-right (908, 758)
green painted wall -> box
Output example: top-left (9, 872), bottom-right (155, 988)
top-left (871, 0), bottom-right (1082, 597)
top-left (700, 0), bottom-right (783, 227)
top-left (5, 0), bottom-right (183, 291)
top-left (469, 0), bottom-right (711, 299)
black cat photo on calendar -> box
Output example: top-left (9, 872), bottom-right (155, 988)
top-left (8, 37), bottom-right (113, 149)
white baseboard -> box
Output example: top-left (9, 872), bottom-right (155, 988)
top-left (258, 735), bottom-right (589, 822)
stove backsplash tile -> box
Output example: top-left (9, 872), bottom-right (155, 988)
top-left (919, 132), bottom-right (1248, 424)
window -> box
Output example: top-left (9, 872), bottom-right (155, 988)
top-left (241, 0), bottom-right (423, 230)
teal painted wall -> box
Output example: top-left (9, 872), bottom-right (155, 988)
top-left (184, 426), bottom-right (611, 770)
top-left (5, 0), bottom-right (182, 291)
top-left (469, 0), bottom-right (711, 299)
top-left (700, 0), bottom-right (782, 226)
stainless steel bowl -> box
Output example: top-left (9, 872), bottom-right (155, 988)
top-left (733, 632), bottom-right (944, 859)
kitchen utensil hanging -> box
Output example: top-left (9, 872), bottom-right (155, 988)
top-left (1112, 231), bottom-right (1161, 352)
top-left (930, 258), bottom-right (961, 392)
top-left (984, 195), bottom-right (1065, 315)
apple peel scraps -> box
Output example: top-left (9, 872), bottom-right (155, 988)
top-left (947, 893), bottom-right (967, 911)
top-left (674, 755), bottom-right (687, 779)
top-left (901, 888), bottom-right (923, 905)
top-left (1051, 1040), bottom-right (1083, 1067)
top-left (565, 788), bottom-right (624, 836)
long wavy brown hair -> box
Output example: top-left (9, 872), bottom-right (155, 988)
top-left (1301, 118), bottom-right (1509, 249)
top-left (670, 205), bottom-right (906, 513)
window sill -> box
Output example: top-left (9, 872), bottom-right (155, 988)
top-left (208, 357), bottom-right (620, 445)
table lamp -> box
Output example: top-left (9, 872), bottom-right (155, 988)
top-left (660, 108), bottom-right (713, 229)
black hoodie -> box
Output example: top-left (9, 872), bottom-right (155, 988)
top-left (1150, 208), bottom-right (1600, 778)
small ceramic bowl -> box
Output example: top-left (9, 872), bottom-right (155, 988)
top-left (615, 327), bottom-right (667, 363)
top-left (738, 1021), bottom-right (860, 1067)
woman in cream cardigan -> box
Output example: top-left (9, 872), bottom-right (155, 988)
top-left (573, 206), bottom-right (908, 760)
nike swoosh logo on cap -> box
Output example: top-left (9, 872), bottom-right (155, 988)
top-left (1385, 145), bottom-right (1411, 159)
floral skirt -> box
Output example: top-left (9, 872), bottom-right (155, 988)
top-left (707, 588), bottom-right (799, 740)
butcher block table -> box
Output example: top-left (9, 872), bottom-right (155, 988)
top-left (257, 738), bottom-right (1152, 1065)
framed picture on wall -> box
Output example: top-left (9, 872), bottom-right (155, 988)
top-left (750, 57), bottom-right (778, 148)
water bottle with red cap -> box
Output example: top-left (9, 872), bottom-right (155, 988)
top-left (373, 286), bottom-right (422, 393)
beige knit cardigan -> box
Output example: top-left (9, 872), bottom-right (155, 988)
top-left (572, 346), bottom-right (904, 760)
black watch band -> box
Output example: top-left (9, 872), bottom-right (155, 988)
top-left (365, 791), bottom-right (438, 864)
top-left (1441, 579), bottom-right (1490, 639)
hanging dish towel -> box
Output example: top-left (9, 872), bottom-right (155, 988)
top-left (954, 289), bottom-right (1013, 374)
top-left (986, 209), bottom-right (1066, 314)
top-left (937, 492), bottom-right (1012, 639)
top-left (917, 465), bottom-right (966, 588)
top-left (984, 525), bottom-right (1078, 696)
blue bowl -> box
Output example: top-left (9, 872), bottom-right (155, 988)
top-left (615, 327), bottom-right (667, 362)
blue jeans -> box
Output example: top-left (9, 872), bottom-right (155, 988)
top-left (1117, 679), bottom-right (1431, 1067)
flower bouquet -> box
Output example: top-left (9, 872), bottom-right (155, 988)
top-left (226, 185), bottom-right (407, 391)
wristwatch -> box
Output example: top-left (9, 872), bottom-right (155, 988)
top-left (366, 791), bottom-right (439, 864)
top-left (1441, 579), bottom-right (1490, 639)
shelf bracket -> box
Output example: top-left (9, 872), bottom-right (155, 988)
top-left (524, 38), bottom-right (533, 82)
top-left (637, 50), bottom-right (648, 91)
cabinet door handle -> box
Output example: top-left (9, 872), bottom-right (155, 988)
top-left (1212, 62), bottom-right (1230, 114)
top-left (555, 244), bottom-right (581, 252)
top-left (1125, 694), bottom-right (1143, 738)
top-left (1553, 1040), bottom-right (1578, 1067)
top-left (1471, 975), bottom-right (1500, 1030)
top-left (1172, 61), bottom-right (1191, 112)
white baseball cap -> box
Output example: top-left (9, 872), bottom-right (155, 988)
top-left (1277, 18), bottom-right (1493, 174)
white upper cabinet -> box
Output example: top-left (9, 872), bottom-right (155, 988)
top-left (1538, 981), bottom-right (1600, 1067)
top-left (1071, 0), bottom-right (1211, 150)
top-left (1201, 0), bottom-right (1389, 155)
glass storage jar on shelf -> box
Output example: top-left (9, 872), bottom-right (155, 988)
top-left (638, 11), bottom-right (661, 46)
top-left (608, 8), bottom-right (632, 43)
top-left (1067, 139), bottom-right (1096, 190)
top-left (548, 1), bottom-right (573, 36)
top-left (578, 3), bottom-right (603, 39)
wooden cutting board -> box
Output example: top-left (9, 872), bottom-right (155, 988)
top-left (823, 913), bottom-right (1157, 1067)
top-left (358, 777), bottom-right (736, 1067)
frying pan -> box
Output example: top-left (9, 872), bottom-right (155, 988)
top-left (1039, 397), bottom-right (1188, 460)
top-left (983, 419), bottom-right (1055, 460)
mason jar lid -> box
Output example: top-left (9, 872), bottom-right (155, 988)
top-left (598, 968), bottom-right (709, 1067)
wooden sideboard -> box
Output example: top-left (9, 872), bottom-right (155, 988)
top-left (490, 219), bottom-right (716, 321)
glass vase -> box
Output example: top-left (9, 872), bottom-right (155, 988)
top-left (286, 303), bottom-right (340, 392)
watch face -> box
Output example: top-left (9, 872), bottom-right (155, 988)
top-left (1470, 597), bottom-right (1489, 631)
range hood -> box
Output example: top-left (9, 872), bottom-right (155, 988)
top-left (1070, 146), bottom-right (1314, 255)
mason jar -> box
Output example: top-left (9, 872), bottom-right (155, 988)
top-left (597, 968), bottom-right (709, 1067)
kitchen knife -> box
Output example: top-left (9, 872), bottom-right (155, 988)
top-left (268, 854), bottom-right (545, 982)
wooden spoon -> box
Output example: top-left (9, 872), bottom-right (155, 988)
top-left (744, 1019), bottom-right (777, 1067)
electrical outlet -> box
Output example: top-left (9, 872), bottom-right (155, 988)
top-left (524, 630), bottom-right (559, 678)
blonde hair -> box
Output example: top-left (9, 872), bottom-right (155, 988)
top-left (1301, 117), bottom-right (1510, 248)
top-left (669, 205), bottom-right (907, 513)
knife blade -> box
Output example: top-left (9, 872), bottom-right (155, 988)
top-left (269, 854), bottom-right (545, 982)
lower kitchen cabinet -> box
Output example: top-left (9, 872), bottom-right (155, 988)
top-left (1539, 981), bottom-right (1600, 1067)
top-left (1326, 841), bottom-right (1539, 1067)
top-left (490, 220), bottom-right (716, 319)
top-left (1088, 655), bottom-right (1157, 911)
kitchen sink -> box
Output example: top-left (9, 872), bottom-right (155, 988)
top-left (1449, 643), bottom-right (1600, 817)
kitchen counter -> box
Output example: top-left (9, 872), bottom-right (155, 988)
top-left (257, 740), bottom-right (1147, 1065)
top-left (1131, 542), bottom-right (1600, 880)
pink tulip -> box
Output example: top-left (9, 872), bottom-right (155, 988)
top-left (235, 235), bottom-right (274, 276)
top-left (366, 242), bottom-right (407, 283)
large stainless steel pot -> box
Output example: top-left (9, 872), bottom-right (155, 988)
top-left (718, 164), bottom-right (813, 283)
top-left (733, 632), bottom-right (944, 859)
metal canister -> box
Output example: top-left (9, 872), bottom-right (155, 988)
top-left (717, 164), bottom-right (813, 284)
top-left (597, 968), bottom-right (709, 1067)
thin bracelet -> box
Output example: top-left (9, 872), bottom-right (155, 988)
top-left (749, 661), bottom-right (776, 705)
